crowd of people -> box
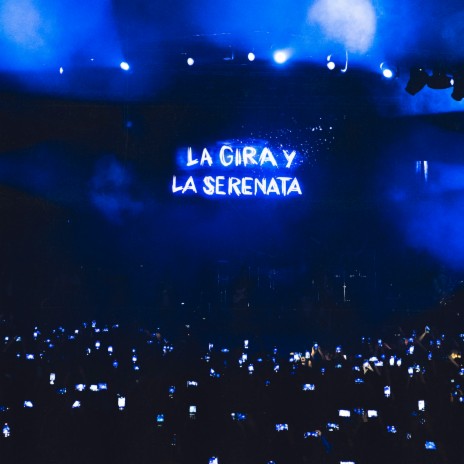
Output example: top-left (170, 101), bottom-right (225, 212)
top-left (0, 313), bottom-right (463, 463)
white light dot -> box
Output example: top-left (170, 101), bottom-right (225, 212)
top-left (273, 50), bottom-right (288, 64)
top-left (59, 67), bottom-right (64, 75)
top-left (120, 62), bottom-right (130, 71)
top-left (187, 57), bottom-right (194, 66)
top-left (383, 68), bottom-right (393, 79)
top-left (248, 52), bottom-right (255, 62)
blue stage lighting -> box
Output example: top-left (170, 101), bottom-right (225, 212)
top-left (273, 50), bottom-right (289, 65)
top-left (326, 52), bottom-right (348, 73)
top-left (327, 57), bottom-right (336, 71)
top-left (380, 62), bottom-right (397, 79)
top-left (383, 69), bottom-right (393, 78)
top-left (120, 62), bottom-right (130, 71)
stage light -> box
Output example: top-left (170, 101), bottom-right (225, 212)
top-left (187, 57), bottom-right (194, 66)
top-left (405, 68), bottom-right (429, 95)
top-left (427, 70), bottom-right (453, 89)
top-left (451, 75), bottom-right (464, 101)
top-left (326, 52), bottom-right (348, 73)
top-left (120, 62), bottom-right (130, 71)
top-left (248, 52), bottom-right (256, 62)
top-left (273, 50), bottom-right (289, 65)
top-left (380, 62), bottom-right (397, 79)
top-left (327, 55), bottom-right (336, 70)
top-left (59, 67), bottom-right (64, 75)
top-left (383, 69), bottom-right (392, 78)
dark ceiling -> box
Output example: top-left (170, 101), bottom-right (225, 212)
top-left (0, 0), bottom-right (463, 113)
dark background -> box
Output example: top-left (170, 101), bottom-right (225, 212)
top-left (1, 66), bottom-right (462, 330)
top-left (1, 0), bottom-right (464, 329)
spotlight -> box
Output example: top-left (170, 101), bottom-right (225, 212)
top-left (247, 52), bottom-right (256, 62)
top-left (405, 68), bottom-right (429, 95)
top-left (273, 50), bottom-right (290, 65)
top-left (187, 57), bottom-right (195, 66)
top-left (452, 75), bottom-right (464, 101)
top-left (383, 69), bottom-right (393, 78)
top-left (120, 62), bottom-right (130, 71)
top-left (427, 70), bottom-right (453, 89)
top-left (380, 62), bottom-right (397, 79)
top-left (326, 51), bottom-right (348, 73)
top-left (327, 55), bottom-right (336, 71)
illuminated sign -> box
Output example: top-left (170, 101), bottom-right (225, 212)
top-left (172, 143), bottom-right (303, 197)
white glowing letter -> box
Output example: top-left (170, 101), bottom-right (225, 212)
top-left (183, 176), bottom-right (197, 194)
top-left (215, 176), bottom-right (226, 195)
top-left (277, 177), bottom-right (293, 196)
top-left (283, 150), bottom-right (296, 168)
top-left (254, 178), bottom-right (267, 195)
top-left (242, 147), bottom-right (258, 166)
top-left (241, 177), bottom-right (253, 195)
top-left (203, 176), bottom-right (215, 195)
top-left (200, 148), bottom-right (213, 166)
top-left (287, 178), bottom-right (302, 195)
top-left (172, 176), bottom-right (183, 193)
top-left (259, 148), bottom-right (278, 167)
top-left (187, 147), bottom-right (199, 166)
top-left (267, 178), bottom-right (281, 195)
top-left (219, 146), bottom-right (234, 166)
top-left (235, 149), bottom-right (242, 166)
top-left (228, 177), bottom-right (241, 196)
